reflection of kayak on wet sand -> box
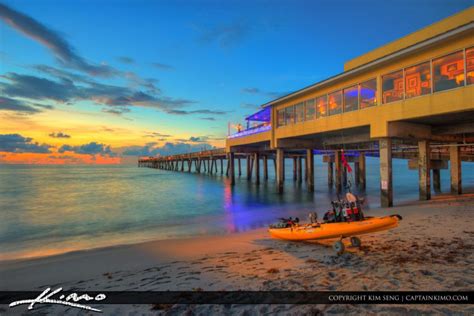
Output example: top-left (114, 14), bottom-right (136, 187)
top-left (269, 214), bottom-right (402, 254)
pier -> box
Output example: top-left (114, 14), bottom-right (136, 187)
top-left (139, 8), bottom-right (474, 207)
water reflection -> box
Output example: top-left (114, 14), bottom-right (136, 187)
top-left (0, 158), bottom-right (472, 260)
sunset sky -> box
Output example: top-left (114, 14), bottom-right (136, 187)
top-left (0, 0), bottom-right (471, 164)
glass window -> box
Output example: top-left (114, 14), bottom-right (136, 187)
top-left (382, 70), bottom-right (404, 103)
top-left (433, 51), bottom-right (464, 92)
top-left (360, 78), bottom-right (377, 108)
top-left (328, 91), bottom-right (342, 115)
top-left (305, 99), bottom-right (315, 121)
top-left (277, 109), bottom-right (285, 127)
top-left (285, 106), bottom-right (295, 125)
top-left (316, 95), bottom-right (327, 118)
top-left (466, 47), bottom-right (474, 85)
top-left (405, 62), bottom-right (431, 98)
top-left (343, 85), bottom-right (358, 112)
top-left (294, 102), bottom-right (305, 123)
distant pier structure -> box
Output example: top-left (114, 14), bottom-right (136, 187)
top-left (140, 8), bottom-right (474, 207)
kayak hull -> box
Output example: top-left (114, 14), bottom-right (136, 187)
top-left (268, 215), bottom-right (400, 241)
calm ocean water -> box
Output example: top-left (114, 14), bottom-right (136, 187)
top-left (1, 157), bottom-right (473, 260)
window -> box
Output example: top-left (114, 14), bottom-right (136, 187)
top-left (295, 102), bottom-right (305, 123)
top-left (466, 47), bottom-right (474, 85)
top-left (343, 85), bottom-right (358, 112)
top-left (405, 62), bottom-right (431, 98)
top-left (433, 51), bottom-right (464, 92)
top-left (277, 109), bottom-right (285, 127)
top-left (328, 91), bottom-right (342, 115)
top-left (285, 106), bottom-right (295, 125)
top-left (316, 95), bottom-right (327, 118)
top-left (382, 70), bottom-right (403, 103)
top-left (305, 99), bottom-right (315, 121)
top-left (360, 78), bottom-right (377, 108)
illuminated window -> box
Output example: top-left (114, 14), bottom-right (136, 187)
top-left (360, 78), bottom-right (377, 108)
top-left (316, 95), bottom-right (327, 118)
top-left (305, 99), bottom-right (315, 121)
top-left (433, 51), bottom-right (464, 92)
top-left (382, 70), bottom-right (403, 103)
top-left (343, 85), bottom-right (358, 112)
top-left (295, 102), bottom-right (305, 123)
top-left (285, 106), bottom-right (295, 125)
top-left (405, 62), bottom-right (431, 98)
top-left (328, 91), bottom-right (342, 115)
top-left (277, 109), bottom-right (285, 127)
top-left (467, 47), bottom-right (474, 85)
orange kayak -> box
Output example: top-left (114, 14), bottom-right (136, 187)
top-left (268, 215), bottom-right (401, 241)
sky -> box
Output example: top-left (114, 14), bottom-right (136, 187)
top-left (0, 0), bottom-right (472, 164)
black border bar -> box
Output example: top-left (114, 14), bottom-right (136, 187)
top-left (1, 291), bottom-right (473, 305)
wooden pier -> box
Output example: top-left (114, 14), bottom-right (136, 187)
top-left (138, 144), bottom-right (474, 198)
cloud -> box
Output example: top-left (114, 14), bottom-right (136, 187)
top-left (0, 72), bottom-right (77, 102)
top-left (49, 131), bottom-right (71, 138)
top-left (117, 56), bottom-right (134, 64)
top-left (0, 134), bottom-right (52, 153)
top-left (197, 20), bottom-right (249, 49)
top-left (241, 87), bottom-right (284, 99)
top-left (200, 117), bottom-right (215, 121)
top-left (188, 136), bottom-right (208, 142)
top-left (0, 96), bottom-right (41, 113)
top-left (102, 106), bottom-right (131, 116)
top-left (241, 103), bottom-right (259, 109)
top-left (151, 63), bottom-right (174, 71)
top-left (122, 142), bottom-right (214, 157)
top-left (165, 109), bottom-right (228, 115)
top-left (0, 3), bottom-right (117, 76)
top-left (58, 142), bottom-right (115, 156)
top-left (0, 71), bottom-right (197, 114)
top-left (144, 132), bottom-right (172, 138)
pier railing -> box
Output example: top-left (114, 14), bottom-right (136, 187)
top-left (138, 148), bottom-right (226, 163)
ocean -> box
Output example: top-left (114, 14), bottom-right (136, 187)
top-left (1, 156), bottom-right (472, 261)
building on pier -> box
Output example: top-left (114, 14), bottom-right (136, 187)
top-left (225, 7), bottom-right (474, 206)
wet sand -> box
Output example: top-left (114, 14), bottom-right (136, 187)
top-left (1, 194), bottom-right (473, 315)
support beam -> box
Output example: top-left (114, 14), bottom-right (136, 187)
top-left (297, 157), bottom-right (303, 183)
top-left (228, 153), bottom-right (235, 185)
top-left (342, 167), bottom-right (347, 188)
top-left (263, 155), bottom-right (268, 180)
top-left (359, 152), bottom-right (366, 189)
top-left (418, 140), bottom-right (431, 201)
top-left (254, 153), bottom-right (260, 184)
top-left (379, 138), bottom-right (393, 207)
top-left (247, 155), bottom-right (252, 180)
top-left (304, 157), bottom-right (308, 182)
top-left (354, 162), bottom-right (360, 185)
top-left (238, 158), bottom-right (242, 177)
top-left (328, 162), bottom-right (333, 187)
top-left (306, 149), bottom-right (314, 192)
top-left (335, 150), bottom-right (342, 193)
top-left (433, 169), bottom-right (441, 192)
top-left (293, 157), bottom-right (297, 181)
top-left (450, 145), bottom-right (462, 195)
top-left (276, 149), bottom-right (284, 194)
top-left (221, 159), bottom-right (224, 175)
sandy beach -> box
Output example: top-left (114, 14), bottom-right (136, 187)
top-left (1, 194), bottom-right (473, 315)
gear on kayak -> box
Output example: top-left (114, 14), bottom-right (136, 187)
top-left (268, 193), bottom-right (402, 254)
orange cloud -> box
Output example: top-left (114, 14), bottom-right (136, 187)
top-left (0, 152), bottom-right (121, 165)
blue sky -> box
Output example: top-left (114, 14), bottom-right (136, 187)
top-left (0, 0), bottom-right (472, 163)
